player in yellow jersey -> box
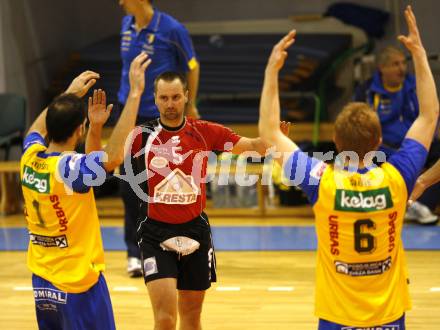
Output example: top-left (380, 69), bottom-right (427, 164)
top-left (258, 6), bottom-right (438, 330)
top-left (21, 52), bottom-right (151, 330)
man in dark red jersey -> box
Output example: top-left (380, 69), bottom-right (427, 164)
top-left (125, 71), bottom-right (285, 330)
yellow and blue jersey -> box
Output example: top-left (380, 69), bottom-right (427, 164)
top-left (21, 132), bottom-right (107, 293)
top-left (118, 9), bottom-right (198, 117)
top-left (284, 138), bottom-right (428, 327)
top-left (354, 72), bottom-right (420, 156)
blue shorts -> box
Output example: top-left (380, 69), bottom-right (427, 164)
top-left (319, 314), bottom-right (405, 330)
top-left (32, 273), bottom-right (115, 330)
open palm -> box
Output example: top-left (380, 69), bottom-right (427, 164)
top-left (398, 6), bottom-right (424, 54)
top-left (280, 121), bottom-right (291, 136)
top-left (88, 89), bottom-right (113, 126)
top-left (65, 71), bottom-right (100, 97)
top-left (267, 30), bottom-right (296, 71)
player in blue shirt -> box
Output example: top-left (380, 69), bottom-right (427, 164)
top-left (117, 0), bottom-right (200, 277)
top-left (118, 0), bottom-right (199, 120)
top-left (354, 46), bottom-right (418, 153)
top-left (354, 46), bottom-right (440, 224)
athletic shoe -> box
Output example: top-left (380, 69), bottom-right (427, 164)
top-left (405, 201), bottom-right (439, 225)
top-left (127, 257), bottom-right (143, 278)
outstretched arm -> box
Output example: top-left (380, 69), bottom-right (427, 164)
top-left (231, 121), bottom-right (291, 155)
top-left (27, 71), bottom-right (100, 137)
top-left (409, 158), bottom-right (440, 202)
top-left (86, 89), bottom-right (113, 153)
top-left (400, 6), bottom-right (439, 150)
top-left (102, 53), bottom-right (151, 172)
top-left (258, 30), bottom-right (299, 165)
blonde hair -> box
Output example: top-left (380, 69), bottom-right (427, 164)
top-left (334, 102), bottom-right (382, 159)
top-left (377, 46), bottom-right (405, 67)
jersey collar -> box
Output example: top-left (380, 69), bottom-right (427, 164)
top-left (37, 151), bottom-right (61, 159)
top-left (158, 117), bottom-right (187, 132)
top-left (129, 8), bottom-right (161, 33)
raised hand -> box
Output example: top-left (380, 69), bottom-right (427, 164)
top-left (65, 71), bottom-right (100, 97)
top-left (129, 52), bottom-right (152, 96)
top-left (88, 89), bottom-right (113, 127)
top-left (280, 121), bottom-right (291, 136)
top-left (266, 30), bottom-right (296, 72)
top-left (398, 6), bottom-right (425, 55)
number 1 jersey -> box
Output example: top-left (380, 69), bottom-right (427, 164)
top-left (20, 133), bottom-right (106, 293)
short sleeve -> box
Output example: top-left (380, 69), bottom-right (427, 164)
top-left (387, 138), bottom-right (428, 194)
top-left (169, 25), bottom-right (198, 72)
top-left (57, 152), bottom-right (107, 194)
top-left (283, 150), bottom-right (327, 205)
top-left (23, 132), bottom-right (46, 154)
top-left (204, 122), bottom-right (241, 152)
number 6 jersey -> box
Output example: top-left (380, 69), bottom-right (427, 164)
top-left (284, 138), bottom-right (428, 327)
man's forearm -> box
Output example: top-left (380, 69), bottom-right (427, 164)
top-left (104, 92), bottom-right (141, 170)
top-left (186, 65), bottom-right (199, 109)
top-left (258, 67), bottom-right (281, 143)
top-left (420, 158), bottom-right (440, 189)
top-left (251, 137), bottom-right (270, 156)
top-left (27, 107), bottom-right (48, 137)
top-left (86, 124), bottom-right (103, 154)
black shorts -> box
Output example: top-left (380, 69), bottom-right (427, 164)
top-left (137, 213), bottom-right (217, 291)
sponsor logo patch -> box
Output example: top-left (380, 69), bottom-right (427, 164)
top-left (341, 326), bottom-right (400, 330)
top-left (36, 303), bottom-right (58, 312)
top-left (34, 288), bottom-right (68, 304)
top-left (335, 257), bottom-right (392, 277)
top-left (335, 188), bottom-right (393, 212)
top-left (147, 33), bottom-right (155, 44)
top-left (150, 156), bottom-right (168, 169)
top-left (143, 257), bottom-right (158, 277)
top-left (31, 161), bottom-right (48, 171)
top-left (22, 166), bottom-right (50, 193)
top-left (153, 169), bottom-right (198, 204)
top-left (171, 136), bottom-right (180, 144)
top-left (30, 233), bottom-right (68, 248)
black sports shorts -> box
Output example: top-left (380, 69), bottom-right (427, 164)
top-left (137, 212), bottom-right (217, 290)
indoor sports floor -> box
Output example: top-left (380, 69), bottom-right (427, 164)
top-left (1, 198), bottom-right (440, 329)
